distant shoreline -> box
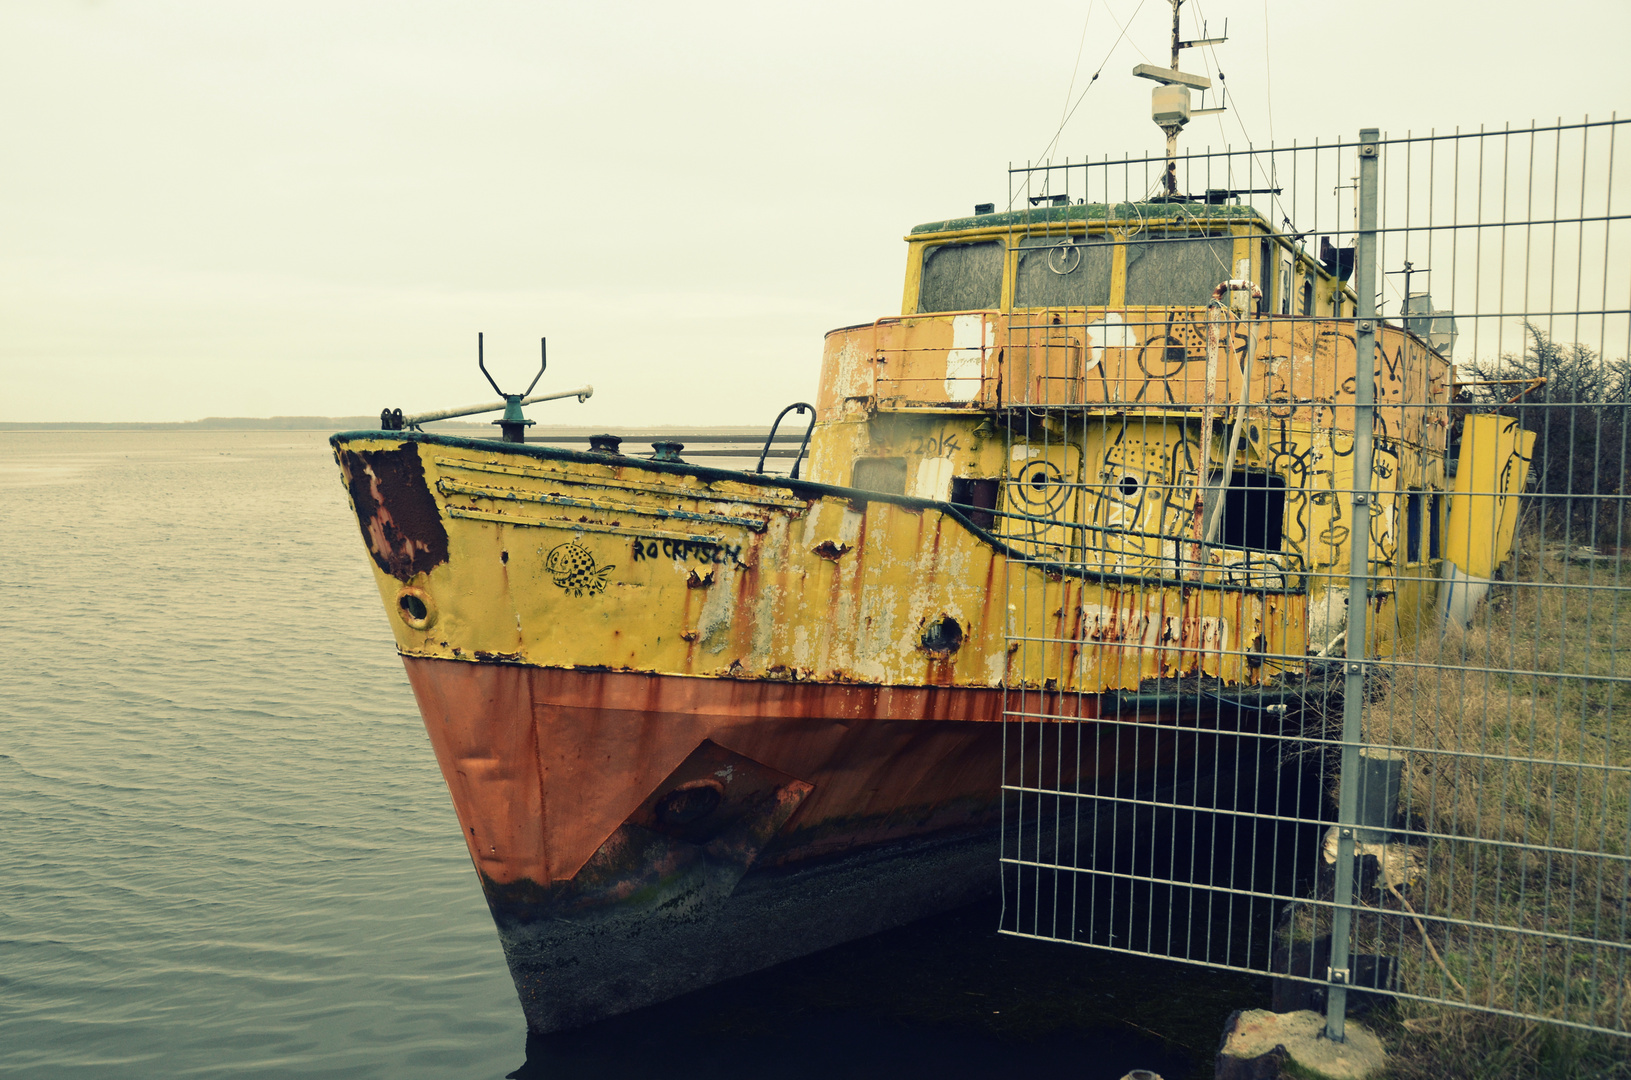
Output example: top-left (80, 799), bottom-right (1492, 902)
top-left (0, 418), bottom-right (796, 441)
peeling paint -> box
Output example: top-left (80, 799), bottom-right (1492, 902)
top-left (336, 443), bottom-right (449, 581)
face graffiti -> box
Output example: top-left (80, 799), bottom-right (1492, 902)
top-left (1308, 482), bottom-right (1349, 551)
top-left (973, 311), bottom-right (1446, 576)
top-left (1301, 450), bottom-right (1399, 565)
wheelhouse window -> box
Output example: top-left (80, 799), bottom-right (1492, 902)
top-left (1125, 236), bottom-right (1236, 306)
top-left (917, 241), bottom-right (1003, 313)
top-left (1015, 236), bottom-right (1112, 307)
top-left (852, 457), bottom-right (908, 495)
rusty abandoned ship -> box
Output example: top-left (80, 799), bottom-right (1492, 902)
top-left (333, 13), bottom-right (1531, 1027)
top-left (333, 178), bottom-right (1531, 1029)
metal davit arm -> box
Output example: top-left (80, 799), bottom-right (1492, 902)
top-left (378, 332), bottom-right (594, 438)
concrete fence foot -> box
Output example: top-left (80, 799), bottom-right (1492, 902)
top-left (1216, 1009), bottom-right (1386, 1080)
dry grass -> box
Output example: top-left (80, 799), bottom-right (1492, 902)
top-left (1357, 551), bottom-right (1631, 1076)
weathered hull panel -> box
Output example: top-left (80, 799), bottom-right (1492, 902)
top-left (402, 657), bottom-right (1015, 884)
top-left (495, 826), bottom-right (1004, 1033)
top-left (399, 656), bottom-right (1181, 1031)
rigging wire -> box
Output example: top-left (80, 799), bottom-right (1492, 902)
top-left (1028, 0), bottom-right (1150, 177)
top-left (1059, 1), bottom-right (1098, 133)
top-left (1186, 0), bottom-right (1295, 242)
top-left (1261, 0), bottom-right (1275, 145)
top-left (1026, 0), bottom-right (1302, 261)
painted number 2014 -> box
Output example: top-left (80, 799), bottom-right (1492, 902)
top-left (907, 431), bottom-right (960, 457)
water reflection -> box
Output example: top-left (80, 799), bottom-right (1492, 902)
top-left (509, 899), bottom-right (1248, 1080)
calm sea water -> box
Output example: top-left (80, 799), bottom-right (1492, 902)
top-left (0, 430), bottom-right (1255, 1079)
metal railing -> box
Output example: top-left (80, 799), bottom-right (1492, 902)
top-left (998, 119), bottom-right (1631, 1042)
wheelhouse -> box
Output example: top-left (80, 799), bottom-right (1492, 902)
top-left (903, 202), bottom-right (1357, 318)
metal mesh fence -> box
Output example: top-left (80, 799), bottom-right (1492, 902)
top-left (996, 119), bottom-right (1630, 1039)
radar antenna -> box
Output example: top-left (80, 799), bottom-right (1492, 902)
top-left (1132, 0), bottom-right (1228, 197)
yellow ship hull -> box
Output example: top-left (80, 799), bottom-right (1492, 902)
top-left (332, 430), bottom-right (1295, 1030)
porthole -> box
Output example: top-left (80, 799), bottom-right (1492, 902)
top-left (920, 615), bottom-right (965, 653)
top-left (1118, 475), bottom-right (1141, 499)
top-left (1013, 460), bottom-right (1070, 516)
top-left (396, 587), bottom-right (436, 630)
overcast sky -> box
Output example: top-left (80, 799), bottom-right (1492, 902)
top-left (2, 1), bottom-right (1626, 425)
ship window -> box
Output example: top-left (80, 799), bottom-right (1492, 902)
top-left (1428, 492), bottom-right (1441, 559)
top-left (1301, 275), bottom-right (1314, 317)
top-left (1279, 261), bottom-right (1292, 315)
top-left (1211, 471), bottom-right (1286, 551)
top-left (1406, 491), bottom-right (1423, 562)
top-left (917, 241), bottom-right (1003, 313)
top-left (1015, 236), bottom-right (1112, 307)
top-left (1258, 240), bottom-right (1272, 313)
top-left (1125, 236), bottom-right (1235, 306)
top-left (852, 457), bottom-right (908, 495)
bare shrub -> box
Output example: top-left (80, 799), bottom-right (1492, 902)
top-left (1461, 322), bottom-right (1631, 548)
top-left (1355, 549), bottom-right (1631, 1071)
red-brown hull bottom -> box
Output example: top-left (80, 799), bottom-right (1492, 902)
top-left (400, 657), bottom-right (1179, 1031)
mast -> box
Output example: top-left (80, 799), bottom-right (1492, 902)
top-left (1133, 0), bottom-right (1227, 198)
top-left (1166, 0), bottom-right (1182, 196)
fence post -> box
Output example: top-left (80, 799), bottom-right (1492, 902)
top-left (1325, 126), bottom-right (1381, 1044)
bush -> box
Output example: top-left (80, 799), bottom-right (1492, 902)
top-left (1460, 323), bottom-right (1630, 546)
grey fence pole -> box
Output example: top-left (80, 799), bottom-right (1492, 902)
top-left (1325, 126), bottom-right (1381, 1044)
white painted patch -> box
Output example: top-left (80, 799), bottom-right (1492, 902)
top-left (1011, 444), bottom-right (1043, 461)
top-left (1219, 553), bottom-right (1289, 591)
top-left (912, 456), bottom-right (956, 501)
top-left (696, 572), bottom-right (736, 653)
top-left (1308, 587), bottom-right (1348, 651)
top-left (1191, 616), bottom-right (1229, 655)
top-left (835, 337), bottom-right (869, 398)
top-left (1077, 605), bottom-right (1160, 647)
top-left (944, 314), bottom-right (992, 400)
top-left (1084, 312), bottom-right (1137, 372)
top-left (839, 505), bottom-right (865, 543)
top-left (1231, 259), bottom-right (1253, 313)
top-left (1437, 562), bottom-right (1492, 628)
